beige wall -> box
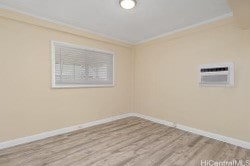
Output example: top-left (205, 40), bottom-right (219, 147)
top-left (1, 8), bottom-right (250, 144)
top-left (0, 10), bottom-right (134, 141)
top-left (134, 17), bottom-right (250, 142)
top-left (227, 0), bottom-right (250, 29)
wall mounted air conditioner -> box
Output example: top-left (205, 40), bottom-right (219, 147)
top-left (199, 62), bottom-right (234, 87)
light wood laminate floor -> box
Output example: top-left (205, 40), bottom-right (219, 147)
top-left (0, 117), bottom-right (249, 166)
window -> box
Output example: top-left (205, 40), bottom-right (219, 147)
top-left (51, 41), bottom-right (114, 88)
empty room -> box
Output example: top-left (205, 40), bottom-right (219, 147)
top-left (0, 0), bottom-right (250, 165)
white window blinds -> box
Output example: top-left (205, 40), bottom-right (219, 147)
top-left (52, 42), bottom-right (114, 88)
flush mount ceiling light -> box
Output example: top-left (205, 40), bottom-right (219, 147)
top-left (120, 0), bottom-right (137, 10)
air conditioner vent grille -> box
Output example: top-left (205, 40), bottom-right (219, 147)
top-left (200, 67), bottom-right (228, 73)
top-left (199, 63), bottom-right (234, 87)
top-left (201, 75), bottom-right (228, 84)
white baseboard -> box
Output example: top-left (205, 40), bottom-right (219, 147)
top-left (0, 113), bottom-right (134, 150)
top-left (132, 113), bottom-right (250, 150)
top-left (1, 112), bottom-right (250, 150)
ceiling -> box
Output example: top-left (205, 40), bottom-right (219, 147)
top-left (0, 0), bottom-right (232, 44)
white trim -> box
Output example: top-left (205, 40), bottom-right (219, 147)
top-left (131, 113), bottom-right (174, 127)
top-left (1, 113), bottom-right (250, 150)
top-left (51, 41), bottom-right (115, 88)
top-left (132, 113), bottom-right (250, 150)
top-left (135, 13), bottom-right (233, 45)
top-left (0, 4), bottom-right (233, 45)
top-left (0, 113), bottom-right (134, 150)
top-left (51, 41), bottom-right (56, 88)
top-left (176, 124), bottom-right (250, 150)
top-left (0, 4), bottom-right (131, 45)
top-left (51, 41), bottom-right (115, 55)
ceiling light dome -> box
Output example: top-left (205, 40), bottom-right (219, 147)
top-left (120, 0), bottom-right (136, 10)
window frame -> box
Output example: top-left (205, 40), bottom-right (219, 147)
top-left (51, 41), bottom-right (115, 88)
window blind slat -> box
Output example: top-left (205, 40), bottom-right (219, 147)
top-left (53, 42), bottom-right (114, 87)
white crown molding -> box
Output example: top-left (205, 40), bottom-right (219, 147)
top-left (135, 12), bottom-right (233, 45)
top-left (0, 3), bottom-right (233, 45)
top-left (0, 4), bottom-right (132, 46)
top-left (1, 112), bottom-right (250, 150)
